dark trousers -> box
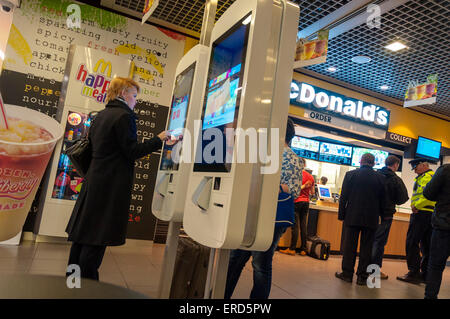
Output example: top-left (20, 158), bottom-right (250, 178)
top-left (425, 229), bottom-right (450, 299)
top-left (371, 218), bottom-right (393, 268)
top-left (341, 225), bottom-right (376, 278)
top-left (289, 201), bottom-right (309, 251)
top-left (224, 226), bottom-right (287, 299)
top-left (405, 212), bottom-right (432, 275)
top-left (67, 242), bottom-right (107, 281)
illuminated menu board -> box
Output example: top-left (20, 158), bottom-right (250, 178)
top-left (291, 136), bottom-right (320, 160)
top-left (319, 142), bottom-right (352, 165)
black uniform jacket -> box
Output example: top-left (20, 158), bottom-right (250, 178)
top-left (338, 165), bottom-right (386, 229)
top-left (424, 164), bottom-right (450, 231)
top-left (66, 99), bottom-right (162, 246)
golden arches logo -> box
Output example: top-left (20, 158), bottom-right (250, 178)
top-left (94, 59), bottom-right (112, 77)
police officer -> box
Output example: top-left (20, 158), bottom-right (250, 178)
top-left (397, 158), bottom-right (436, 284)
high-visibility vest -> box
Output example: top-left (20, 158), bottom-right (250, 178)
top-left (411, 170), bottom-right (436, 212)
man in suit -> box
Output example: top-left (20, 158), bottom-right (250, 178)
top-left (335, 153), bottom-right (386, 285)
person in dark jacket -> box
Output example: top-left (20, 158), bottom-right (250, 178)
top-left (65, 77), bottom-right (168, 281)
top-left (335, 153), bottom-right (386, 285)
top-left (423, 163), bottom-right (450, 299)
top-left (371, 155), bottom-right (409, 279)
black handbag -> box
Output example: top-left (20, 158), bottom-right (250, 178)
top-left (64, 112), bottom-right (97, 178)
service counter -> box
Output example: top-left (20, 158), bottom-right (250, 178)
top-left (278, 200), bottom-right (410, 257)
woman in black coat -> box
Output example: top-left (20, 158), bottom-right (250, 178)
top-left (66, 77), bottom-right (168, 280)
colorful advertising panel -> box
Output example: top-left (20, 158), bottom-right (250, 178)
top-left (404, 74), bottom-right (438, 108)
top-left (294, 30), bottom-right (329, 67)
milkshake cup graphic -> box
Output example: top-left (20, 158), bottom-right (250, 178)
top-left (0, 105), bottom-right (63, 241)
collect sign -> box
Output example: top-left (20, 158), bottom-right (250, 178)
top-left (290, 81), bottom-right (391, 129)
top-left (386, 132), bottom-right (413, 145)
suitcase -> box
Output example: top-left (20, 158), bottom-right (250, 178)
top-left (305, 236), bottom-right (330, 260)
top-left (170, 236), bottom-right (210, 299)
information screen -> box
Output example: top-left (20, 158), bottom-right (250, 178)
top-left (160, 63), bottom-right (196, 171)
top-left (318, 186), bottom-right (332, 199)
top-left (291, 136), bottom-right (320, 160)
top-left (319, 142), bottom-right (352, 165)
top-left (351, 147), bottom-right (389, 169)
top-left (194, 15), bottom-right (251, 173)
top-left (416, 136), bottom-right (441, 161)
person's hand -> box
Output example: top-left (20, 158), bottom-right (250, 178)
top-left (411, 204), bottom-right (418, 213)
top-left (157, 131), bottom-right (170, 142)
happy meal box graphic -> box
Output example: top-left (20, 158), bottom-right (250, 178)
top-left (404, 74), bottom-right (438, 108)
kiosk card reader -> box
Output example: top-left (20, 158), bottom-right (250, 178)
top-left (183, 0), bottom-right (299, 251)
top-left (152, 45), bottom-right (209, 222)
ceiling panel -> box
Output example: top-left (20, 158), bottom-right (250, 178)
top-left (100, 0), bottom-right (449, 120)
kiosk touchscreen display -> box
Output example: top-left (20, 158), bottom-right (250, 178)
top-left (319, 142), bottom-right (352, 165)
top-left (351, 147), bottom-right (389, 169)
top-left (160, 63), bottom-right (196, 171)
top-left (291, 136), bottom-right (320, 160)
top-left (194, 15), bottom-right (251, 173)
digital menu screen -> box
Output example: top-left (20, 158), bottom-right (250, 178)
top-left (416, 136), bottom-right (441, 161)
top-left (291, 136), bottom-right (320, 160)
top-left (351, 147), bottom-right (389, 169)
top-left (160, 63), bottom-right (196, 171)
top-left (319, 142), bottom-right (352, 165)
top-left (194, 14), bottom-right (251, 173)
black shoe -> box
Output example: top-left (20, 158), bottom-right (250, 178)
top-left (356, 276), bottom-right (367, 286)
top-left (335, 272), bottom-right (352, 283)
top-left (396, 272), bottom-right (422, 284)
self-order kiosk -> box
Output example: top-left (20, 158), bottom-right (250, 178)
top-left (183, 0), bottom-right (300, 251)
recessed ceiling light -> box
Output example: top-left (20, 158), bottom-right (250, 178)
top-left (0, 49), bottom-right (4, 61)
top-left (385, 41), bottom-right (407, 52)
top-left (380, 85), bottom-right (390, 90)
top-left (327, 66), bottom-right (337, 72)
top-left (351, 56), bottom-right (371, 64)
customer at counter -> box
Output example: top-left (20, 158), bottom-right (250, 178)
top-left (423, 163), bottom-right (450, 299)
top-left (335, 153), bottom-right (386, 285)
top-left (397, 159), bottom-right (436, 285)
top-left (372, 155), bottom-right (409, 280)
top-left (320, 176), bottom-right (328, 185)
top-left (280, 163), bottom-right (315, 256)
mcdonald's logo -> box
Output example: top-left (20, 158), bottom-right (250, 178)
top-left (94, 59), bottom-right (112, 77)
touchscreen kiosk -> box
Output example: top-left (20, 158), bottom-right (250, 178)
top-left (183, 0), bottom-right (299, 250)
top-left (317, 185), bottom-right (332, 201)
top-left (152, 45), bottom-right (209, 222)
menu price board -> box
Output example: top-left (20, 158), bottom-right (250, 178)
top-left (318, 142), bottom-right (352, 165)
top-left (291, 136), bottom-right (320, 160)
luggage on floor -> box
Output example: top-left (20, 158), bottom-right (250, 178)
top-left (170, 236), bottom-right (210, 298)
top-left (305, 236), bottom-right (330, 260)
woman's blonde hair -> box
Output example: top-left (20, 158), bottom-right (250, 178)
top-left (106, 77), bottom-right (140, 103)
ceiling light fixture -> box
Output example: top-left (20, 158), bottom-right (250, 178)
top-left (385, 41), bottom-right (407, 52)
top-left (351, 56), bottom-right (371, 64)
top-left (327, 66), bottom-right (337, 72)
top-left (0, 49), bottom-right (4, 61)
top-left (380, 85), bottom-right (390, 90)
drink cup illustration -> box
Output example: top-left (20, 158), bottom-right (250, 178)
top-left (416, 84), bottom-right (426, 100)
top-left (408, 87), bottom-right (417, 100)
top-left (425, 83), bottom-right (436, 97)
top-left (0, 105), bottom-right (63, 241)
top-left (302, 41), bottom-right (316, 60)
top-left (314, 39), bottom-right (328, 57)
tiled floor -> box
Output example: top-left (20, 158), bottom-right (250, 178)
top-left (0, 239), bottom-right (448, 299)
